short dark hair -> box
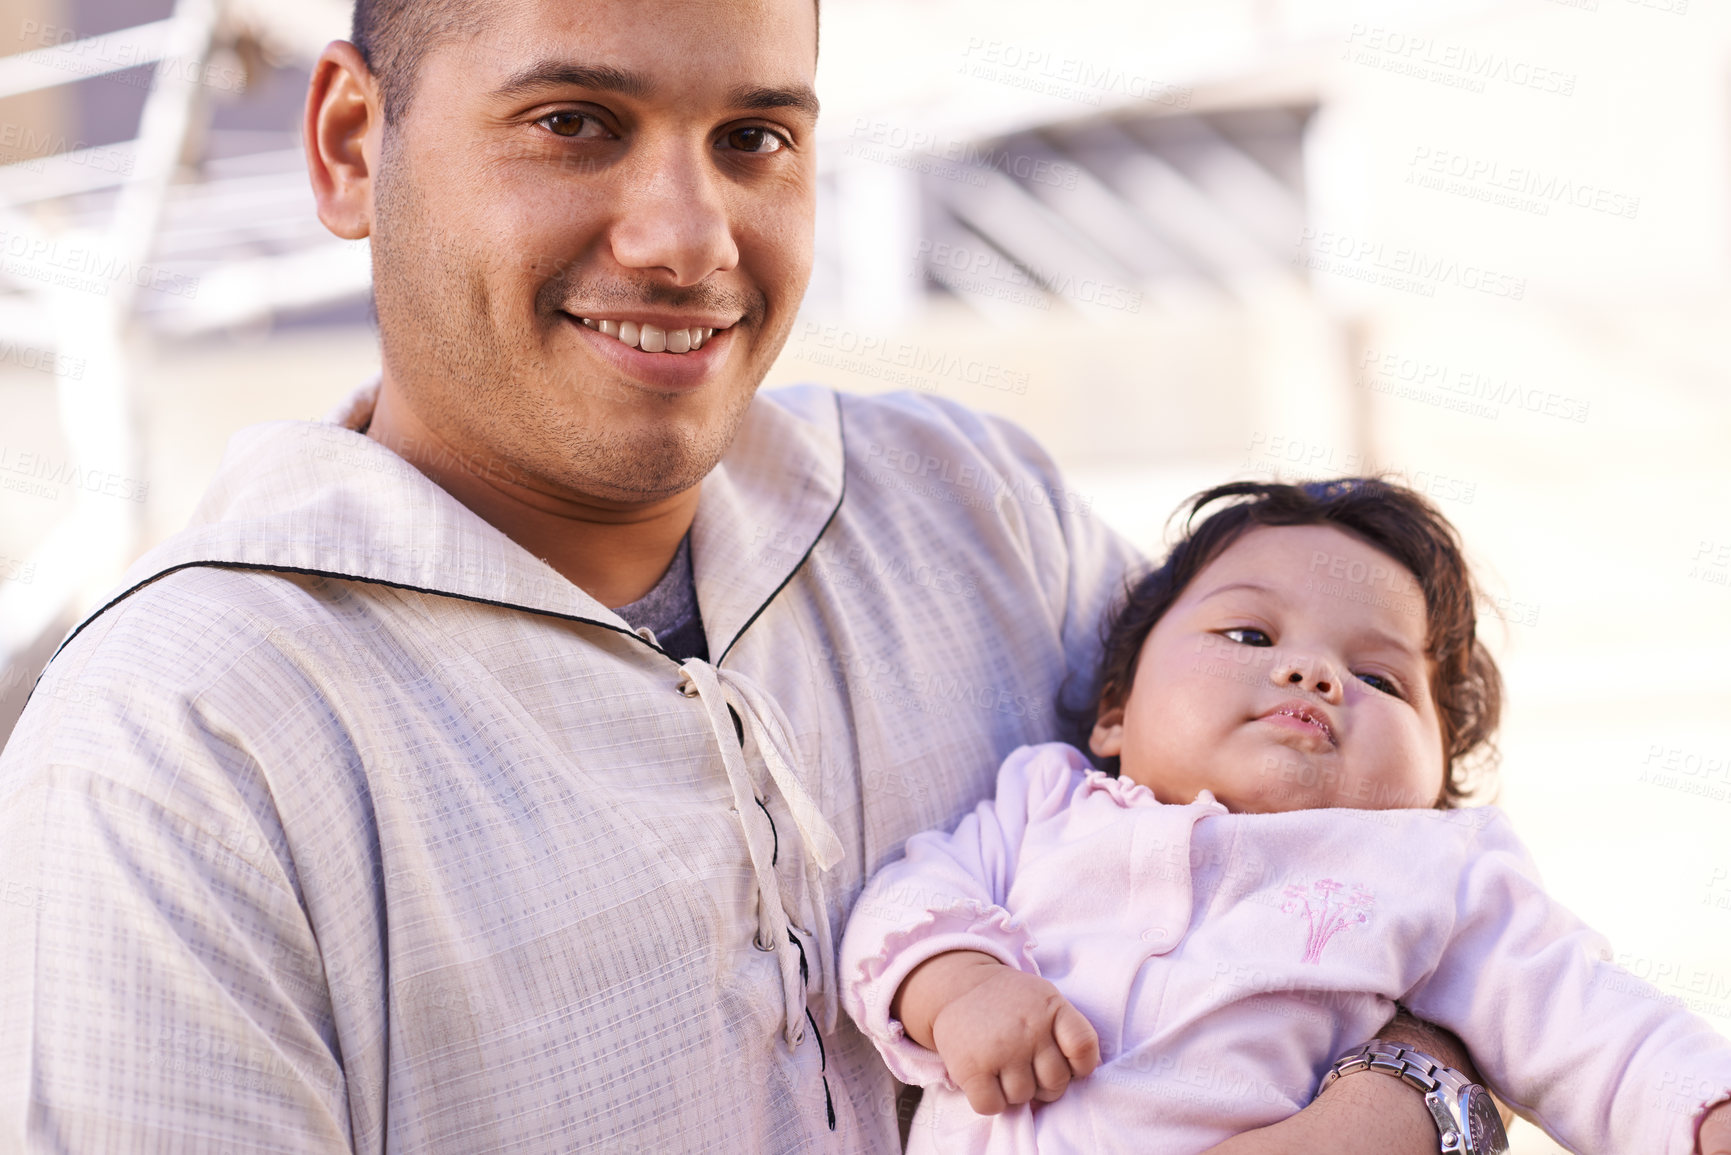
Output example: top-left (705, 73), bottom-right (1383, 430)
top-left (1068, 478), bottom-right (1502, 807)
top-left (351, 0), bottom-right (821, 128)
top-left (351, 0), bottom-right (491, 127)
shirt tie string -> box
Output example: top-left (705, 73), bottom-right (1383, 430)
top-left (678, 659), bottom-right (844, 1046)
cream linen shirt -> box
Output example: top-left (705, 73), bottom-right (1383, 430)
top-left (0, 383), bottom-right (1136, 1153)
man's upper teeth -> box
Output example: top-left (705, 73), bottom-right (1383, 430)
top-left (579, 317), bottom-right (716, 352)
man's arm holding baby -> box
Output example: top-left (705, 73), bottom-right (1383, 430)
top-left (1198, 1010), bottom-right (1488, 1155)
top-left (1203, 1014), bottom-right (1731, 1155)
top-left (892, 950), bottom-right (1100, 1115)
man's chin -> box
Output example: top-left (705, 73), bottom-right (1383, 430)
top-left (547, 429), bottom-right (729, 504)
top-left (504, 363), bottom-right (761, 504)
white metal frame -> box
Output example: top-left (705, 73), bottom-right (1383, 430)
top-left (0, 0), bottom-right (359, 670)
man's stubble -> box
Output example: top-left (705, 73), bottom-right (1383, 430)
top-left (368, 142), bottom-right (763, 504)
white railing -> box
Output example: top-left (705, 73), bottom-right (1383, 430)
top-left (0, 0), bottom-right (358, 672)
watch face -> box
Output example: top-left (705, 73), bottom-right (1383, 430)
top-left (1465, 1089), bottom-right (1509, 1153)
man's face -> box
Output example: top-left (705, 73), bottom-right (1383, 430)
top-left (370, 0), bottom-right (819, 505)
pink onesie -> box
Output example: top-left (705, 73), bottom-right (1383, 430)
top-left (841, 743), bottom-right (1731, 1155)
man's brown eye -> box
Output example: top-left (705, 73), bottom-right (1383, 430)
top-left (725, 127), bottom-right (784, 154)
top-left (539, 112), bottom-right (602, 138)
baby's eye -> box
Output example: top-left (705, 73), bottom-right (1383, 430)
top-left (1221, 627), bottom-right (1272, 647)
top-left (1356, 671), bottom-right (1404, 699)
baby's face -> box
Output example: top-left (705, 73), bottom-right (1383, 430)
top-left (1090, 524), bottom-right (1447, 813)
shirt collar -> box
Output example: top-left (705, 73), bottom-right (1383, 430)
top-left (61, 378), bottom-right (844, 666)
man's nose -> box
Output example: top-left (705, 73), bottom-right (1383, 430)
top-left (608, 140), bottom-right (740, 286)
top-left (1269, 653), bottom-right (1343, 703)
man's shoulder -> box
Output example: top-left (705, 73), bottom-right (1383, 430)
top-left (767, 384), bottom-right (1054, 466)
top-left (16, 566), bottom-right (357, 746)
top-left (74, 562), bottom-right (350, 651)
top-left (764, 385), bottom-right (1083, 527)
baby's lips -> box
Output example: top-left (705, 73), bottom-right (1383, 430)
top-left (1258, 698), bottom-right (1337, 745)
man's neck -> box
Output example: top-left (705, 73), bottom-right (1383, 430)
top-left (364, 381), bottom-right (699, 609)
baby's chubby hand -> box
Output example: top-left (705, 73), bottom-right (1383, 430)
top-left (892, 950), bottom-right (1101, 1116)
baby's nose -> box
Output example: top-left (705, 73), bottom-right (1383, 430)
top-left (1271, 655), bottom-right (1342, 702)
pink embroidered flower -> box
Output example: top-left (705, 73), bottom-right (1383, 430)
top-left (1281, 878), bottom-right (1375, 965)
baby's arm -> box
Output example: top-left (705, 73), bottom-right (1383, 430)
top-left (841, 744), bottom-right (1100, 1103)
top-left (892, 949), bottom-right (1099, 1114)
top-left (1404, 810), bottom-right (1731, 1154)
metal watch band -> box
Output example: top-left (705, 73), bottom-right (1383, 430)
top-left (1320, 1041), bottom-right (1509, 1155)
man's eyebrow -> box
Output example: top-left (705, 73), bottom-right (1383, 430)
top-left (488, 62), bottom-right (820, 120)
top-left (490, 61), bottom-right (654, 102)
top-left (728, 83), bottom-right (821, 120)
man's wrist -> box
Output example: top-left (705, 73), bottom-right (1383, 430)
top-left (1322, 1041), bottom-right (1510, 1154)
top-left (1309, 1058), bottom-right (1442, 1152)
top-left (1377, 1006), bottom-right (1484, 1086)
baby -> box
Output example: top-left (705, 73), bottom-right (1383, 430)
top-left (840, 478), bottom-right (1731, 1155)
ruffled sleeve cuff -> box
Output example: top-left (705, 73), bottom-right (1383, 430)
top-left (842, 900), bottom-right (1040, 1087)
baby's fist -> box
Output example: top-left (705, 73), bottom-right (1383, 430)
top-left (930, 967), bottom-right (1101, 1116)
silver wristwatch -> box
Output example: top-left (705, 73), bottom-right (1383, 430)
top-left (1320, 1041), bottom-right (1509, 1155)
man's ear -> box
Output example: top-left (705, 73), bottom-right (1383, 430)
top-left (305, 40), bottom-right (384, 241)
top-left (1089, 706), bottom-right (1125, 759)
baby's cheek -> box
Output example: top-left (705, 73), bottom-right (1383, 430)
top-left (1351, 758), bottom-right (1444, 810)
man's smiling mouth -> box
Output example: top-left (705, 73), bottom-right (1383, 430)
top-left (574, 316), bottom-right (721, 355)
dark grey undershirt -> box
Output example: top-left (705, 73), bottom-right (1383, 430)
top-left (611, 534), bottom-right (709, 662)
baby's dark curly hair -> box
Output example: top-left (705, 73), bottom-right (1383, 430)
top-left (1069, 478), bottom-right (1502, 807)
